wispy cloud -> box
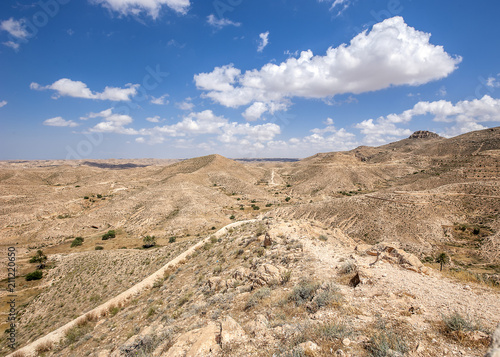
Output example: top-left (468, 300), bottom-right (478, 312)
top-left (0, 100), bottom-right (7, 108)
top-left (207, 14), bottom-right (241, 29)
top-left (257, 31), bottom-right (269, 52)
top-left (43, 117), bottom-right (79, 127)
top-left (91, 0), bottom-right (191, 19)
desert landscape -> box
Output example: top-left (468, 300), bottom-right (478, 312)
top-left (0, 127), bottom-right (499, 356)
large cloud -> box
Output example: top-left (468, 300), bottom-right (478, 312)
top-left (31, 79), bottom-right (139, 101)
top-left (195, 17), bottom-right (461, 120)
top-left (91, 0), bottom-right (190, 18)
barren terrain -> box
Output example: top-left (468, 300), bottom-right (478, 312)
top-left (1, 128), bottom-right (499, 356)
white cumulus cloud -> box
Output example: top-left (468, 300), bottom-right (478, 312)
top-left (91, 0), bottom-right (191, 18)
top-left (257, 31), bottom-right (269, 52)
top-left (195, 17), bottom-right (461, 121)
top-left (87, 108), bottom-right (138, 134)
top-left (43, 117), bottom-right (79, 127)
top-left (31, 78), bottom-right (139, 101)
top-left (207, 14), bottom-right (241, 29)
top-left (0, 100), bottom-right (7, 108)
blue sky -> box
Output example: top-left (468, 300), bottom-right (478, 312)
top-left (1, 0), bottom-right (500, 159)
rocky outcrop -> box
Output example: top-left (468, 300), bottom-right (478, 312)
top-left (365, 242), bottom-right (429, 274)
top-left (160, 316), bottom-right (247, 357)
top-left (408, 130), bottom-right (441, 139)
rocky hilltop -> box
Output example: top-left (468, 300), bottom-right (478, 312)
top-left (408, 130), bottom-right (442, 139)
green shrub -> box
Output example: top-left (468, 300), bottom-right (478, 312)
top-left (318, 235), bottom-right (328, 241)
top-left (442, 311), bottom-right (480, 333)
top-left (96, 194), bottom-right (102, 198)
top-left (71, 237), bottom-right (84, 247)
top-left (288, 279), bottom-right (320, 305)
top-left (84, 196), bottom-right (89, 200)
top-left (265, 203), bottom-right (272, 207)
top-left (169, 236), bottom-right (176, 243)
top-left (143, 235), bottom-right (156, 248)
top-left (95, 246), bottom-right (104, 250)
top-left (26, 270), bottom-right (43, 281)
top-left (252, 205), bottom-right (260, 210)
top-left (285, 197), bottom-right (291, 202)
top-left (245, 287), bottom-right (271, 310)
top-left (29, 250), bottom-right (47, 264)
top-left (230, 215), bottom-right (235, 220)
top-left (102, 230), bottom-right (116, 240)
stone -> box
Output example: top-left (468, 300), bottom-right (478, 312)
top-left (298, 341), bottom-right (320, 352)
top-left (342, 337), bottom-right (351, 346)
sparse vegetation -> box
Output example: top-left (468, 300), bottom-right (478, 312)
top-left (102, 230), bottom-right (116, 240)
top-left (436, 252), bottom-right (449, 271)
top-left (142, 235), bottom-right (156, 248)
top-left (245, 287), bottom-right (271, 310)
top-left (169, 236), bottom-right (176, 243)
top-left (29, 250), bottom-right (47, 264)
top-left (25, 270), bottom-right (43, 281)
top-left (95, 246), bottom-right (104, 250)
top-left (70, 236), bottom-right (84, 247)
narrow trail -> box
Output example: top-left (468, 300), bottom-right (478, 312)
top-left (7, 219), bottom-right (258, 357)
top-left (270, 170), bottom-right (277, 186)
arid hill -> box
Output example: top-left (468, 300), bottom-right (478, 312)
top-left (0, 127), bottom-right (499, 356)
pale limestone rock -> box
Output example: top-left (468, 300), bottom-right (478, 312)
top-left (298, 341), bottom-right (320, 352)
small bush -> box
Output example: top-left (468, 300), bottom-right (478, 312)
top-left (252, 205), bottom-right (260, 210)
top-left (285, 197), bottom-right (291, 202)
top-left (245, 287), bottom-right (271, 310)
top-left (280, 270), bottom-right (291, 285)
top-left (169, 236), bottom-right (176, 243)
top-left (109, 306), bottom-right (120, 316)
top-left (102, 230), bottom-right (116, 240)
top-left (339, 260), bottom-right (357, 275)
top-left (29, 250), bottom-right (47, 264)
top-left (265, 203), bottom-right (272, 207)
top-left (442, 311), bottom-right (479, 333)
top-left (96, 194), bottom-right (102, 198)
top-left (95, 246), bottom-right (104, 250)
top-left (35, 341), bottom-right (53, 354)
top-left (288, 279), bottom-right (320, 305)
top-left (26, 270), bottom-right (43, 281)
top-left (143, 235), bottom-right (156, 248)
top-left (84, 196), bottom-right (89, 200)
top-left (318, 235), bottom-right (328, 241)
top-left (211, 227), bottom-right (216, 230)
top-left (229, 215), bottom-right (235, 220)
top-left (71, 237), bottom-right (84, 247)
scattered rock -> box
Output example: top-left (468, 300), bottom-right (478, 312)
top-left (342, 337), bottom-right (351, 346)
top-left (298, 341), bottom-right (320, 353)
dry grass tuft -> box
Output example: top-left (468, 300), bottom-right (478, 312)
top-left (35, 340), bottom-right (53, 354)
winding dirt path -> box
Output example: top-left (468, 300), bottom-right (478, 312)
top-left (7, 219), bottom-right (258, 357)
